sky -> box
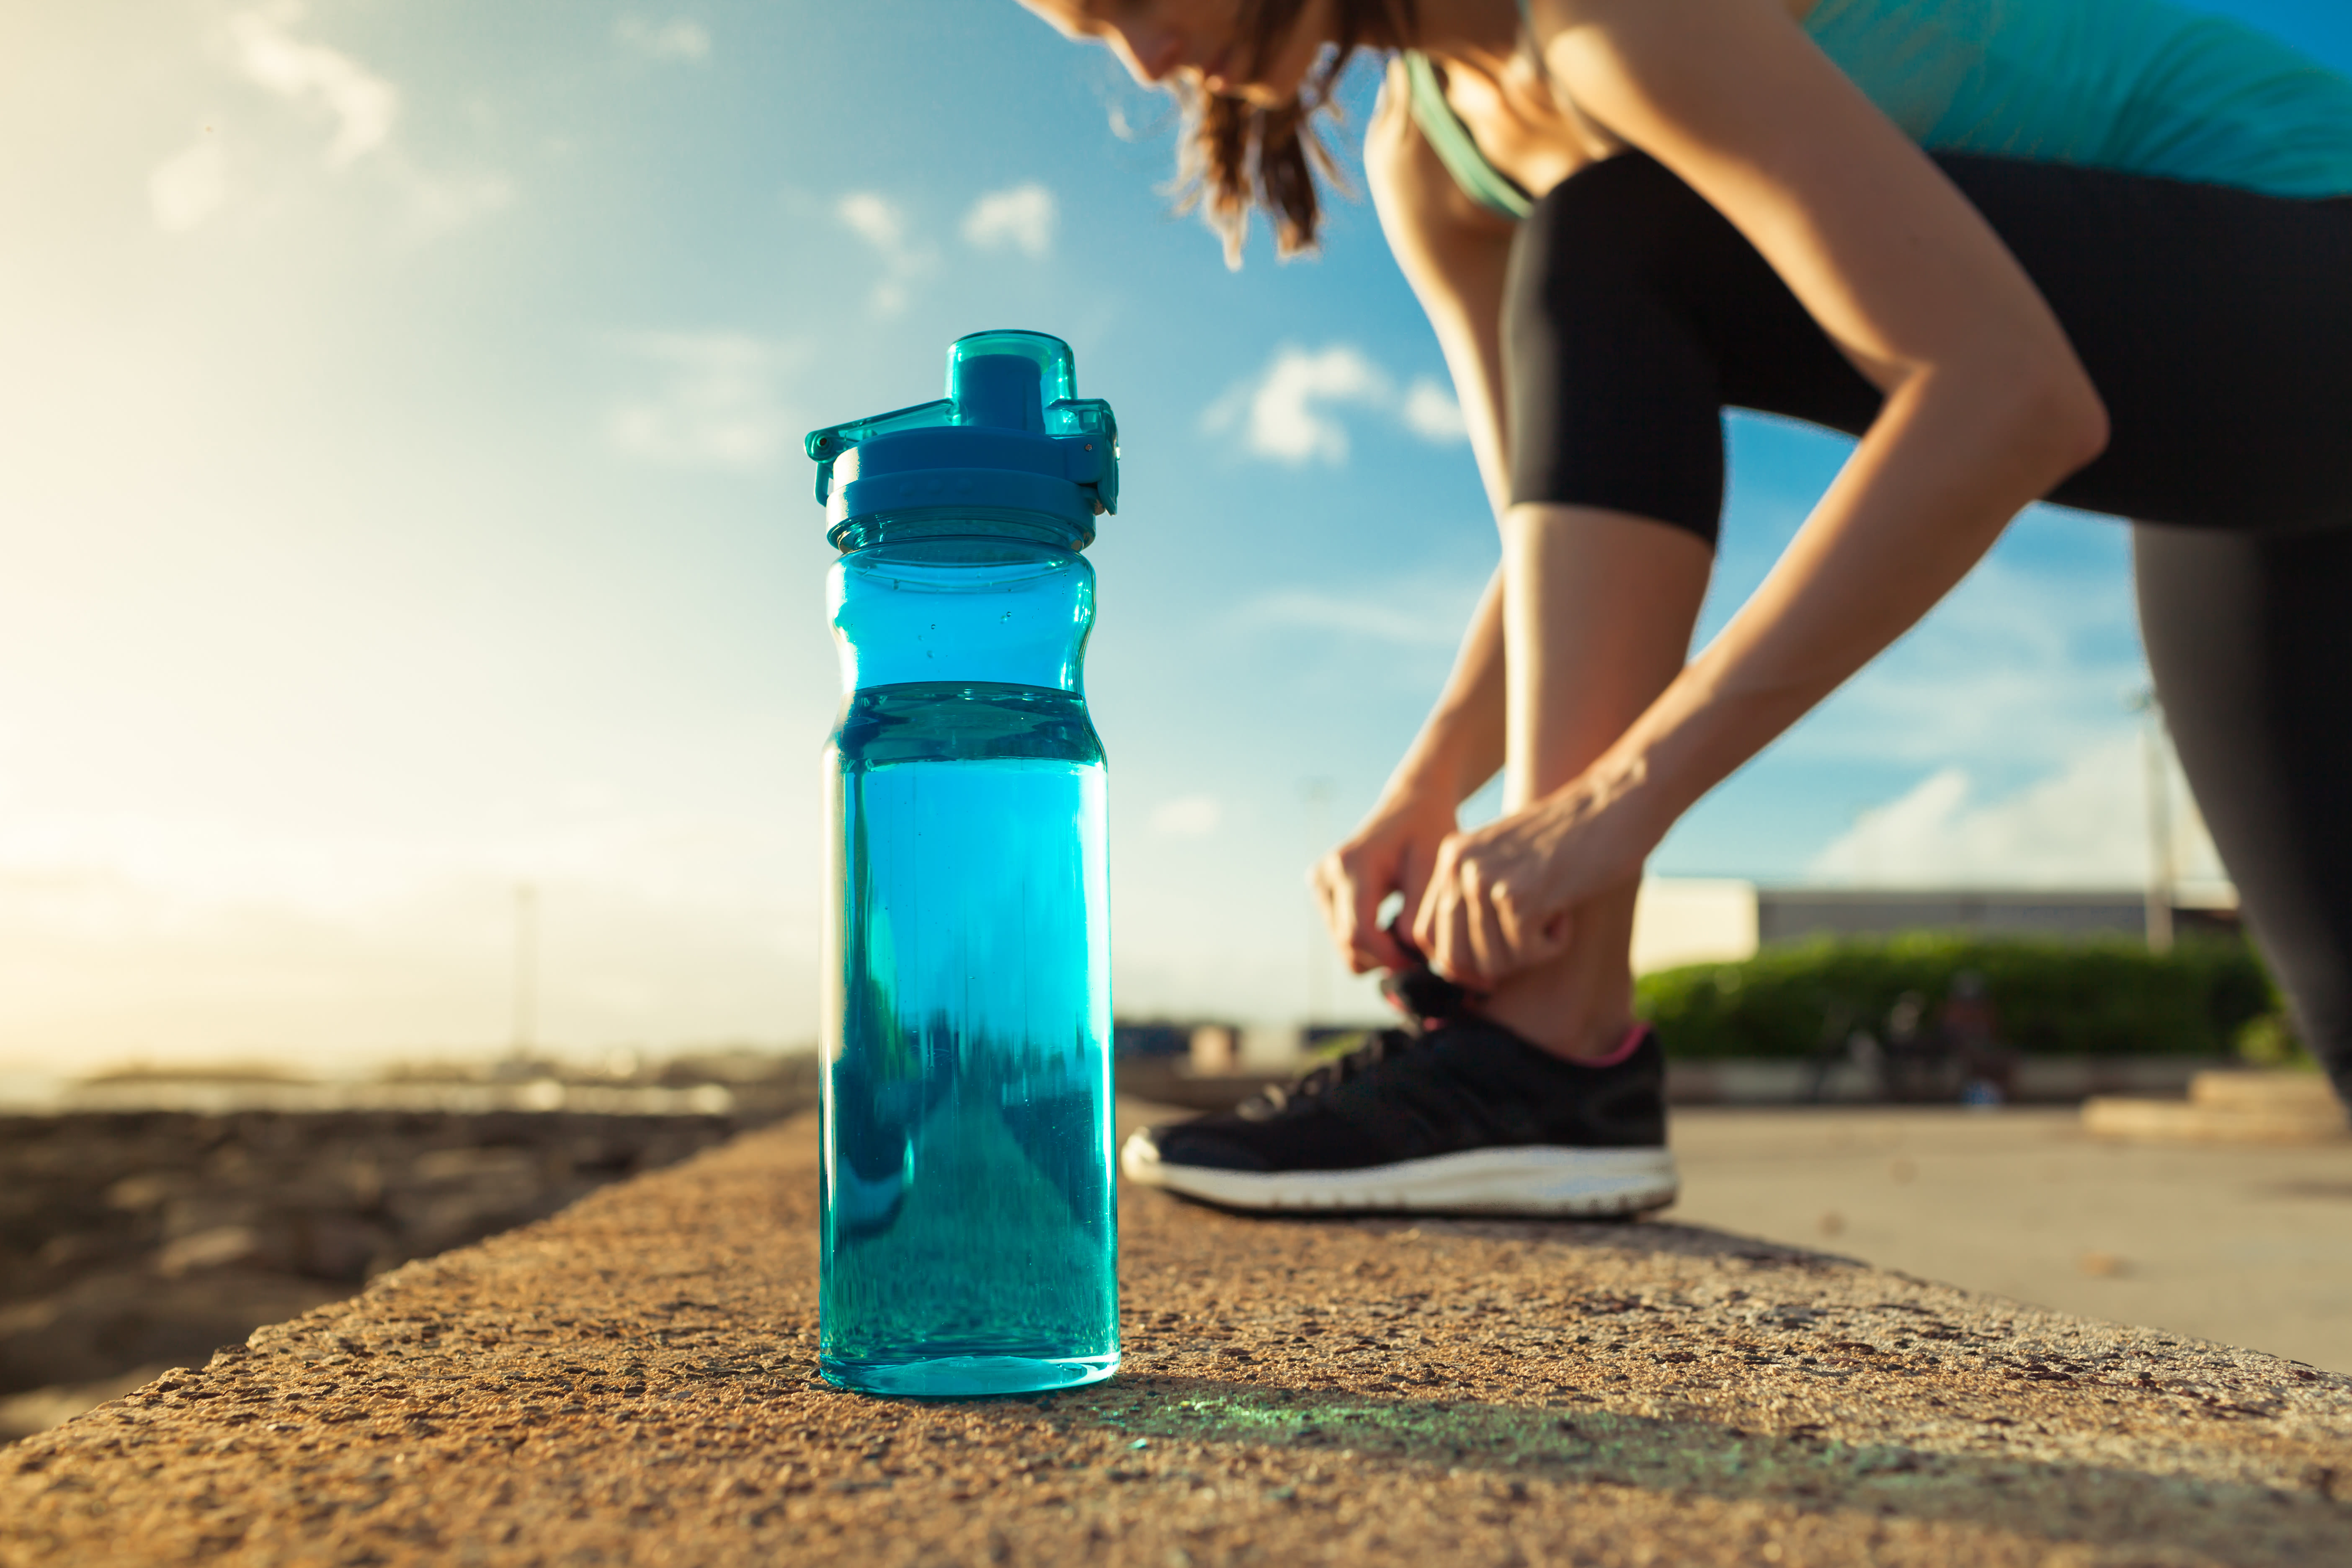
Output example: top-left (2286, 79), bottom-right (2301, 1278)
top-left (2, 0), bottom-right (2342, 1072)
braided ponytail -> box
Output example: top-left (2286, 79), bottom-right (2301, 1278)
top-left (1172, 0), bottom-right (1417, 267)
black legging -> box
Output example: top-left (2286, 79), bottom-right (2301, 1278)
top-left (1502, 152), bottom-right (2352, 1101)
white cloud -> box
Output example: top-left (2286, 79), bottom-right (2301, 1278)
top-left (836, 191), bottom-right (938, 316)
top-left (1236, 578), bottom-right (1486, 649)
top-left (149, 138), bottom-right (228, 233)
top-left (226, 3), bottom-right (398, 167)
top-left (616, 16), bottom-right (712, 62)
top-left (606, 333), bottom-right (806, 469)
top-left (1203, 345), bottom-right (1465, 465)
top-left (837, 191), bottom-right (906, 251)
top-left (197, 5), bottom-right (507, 240)
top-left (962, 183), bottom-right (1056, 258)
top-left (1204, 344), bottom-right (1386, 465)
top-left (1150, 796), bottom-right (1222, 838)
top-left (1400, 377), bottom-right (1467, 444)
top-left (391, 162), bottom-right (513, 240)
top-left (1808, 733), bottom-right (2227, 890)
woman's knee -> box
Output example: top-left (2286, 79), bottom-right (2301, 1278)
top-left (1502, 158), bottom-right (1734, 536)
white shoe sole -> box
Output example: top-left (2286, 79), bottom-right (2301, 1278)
top-left (1120, 1133), bottom-right (1678, 1217)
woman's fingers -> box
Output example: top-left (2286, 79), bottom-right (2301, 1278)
top-left (1414, 835), bottom-right (1488, 987)
top-left (1462, 858), bottom-right (1510, 985)
top-left (1349, 861), bottom-right (1405, 973)
top-left (1410, 833), bottom-right (1465, 981)
top-left (1408, 834), bottom-right (1455, 966)
top-left (1307, 853), bottom-right (1371, 972)
top-left (1309, 838), bottom-right (1408, 975)
top-left (1354, 829), bottom-right (1420, 972)
top-left (1413, 828), bottom-right (1584, 986)
top-left (1333, 790), bottom-right (1611, 987)
top-left (1306, 853), bottom-right (1345, 951)
top-left (1486, 871), bottom-right (1568, 972)
top-left (1408, 768), bottom-right (1663, 988)
top-left (1501, 900), bottom-right (1576, 972)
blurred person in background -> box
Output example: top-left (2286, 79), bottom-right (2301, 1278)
top-left (1020, 0), bottom-right (2352, 1213)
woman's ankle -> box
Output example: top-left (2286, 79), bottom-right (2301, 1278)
top-left (1481, 984), bottom-right (1638, 1064)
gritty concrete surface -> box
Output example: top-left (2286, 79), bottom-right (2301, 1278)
top-left (4, 1108), bottom-right (2349, 1568)
top-left (1669, 1106), bottom-right (2352, 1375)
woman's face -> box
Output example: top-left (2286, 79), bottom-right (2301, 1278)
top-left (1017, 0), bottom-right (1339, 107)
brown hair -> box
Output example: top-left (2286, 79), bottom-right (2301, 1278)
top-left (1174, 0), bottom-right (1418, 267)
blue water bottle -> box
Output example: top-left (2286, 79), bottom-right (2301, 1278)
top-left (806, 330), bottom-right (1119, 1396)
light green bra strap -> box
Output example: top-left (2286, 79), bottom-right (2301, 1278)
top-left (1403, 51), bottom-right (1535, 221)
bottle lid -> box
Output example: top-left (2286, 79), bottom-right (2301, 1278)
top-left (805, 330), bottom-right (1118, 548)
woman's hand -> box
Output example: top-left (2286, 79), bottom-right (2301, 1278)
top-left (1310, 786), bottom-right (1462, 976)
top-left (1410, 760), bottom-right (1658, 989)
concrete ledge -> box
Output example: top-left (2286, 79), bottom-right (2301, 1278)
top-left (5, 1113), bottom-right (2349, 1565)
top-left (2086, 1069), bottom-right (2350, 1145)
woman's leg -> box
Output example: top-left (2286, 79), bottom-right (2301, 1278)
top-left (1484, 503), bottom-right (1712, 1059)
top-left (1487, 160), bottom-right (1730, 1060)
top-left (2135, 525), bottom-right (2352, 1104)
top-left (1488, 153), bottom-right (1893, 1059)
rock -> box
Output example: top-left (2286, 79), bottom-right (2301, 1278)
top-left (0, 1364), bottom-right (173, 1442)
top-left (0, 1098), bottom-right (814, 1411)
top-left (153, 1225), bottom-right (263, 1277)
top-left (0, 1266), bottom-right (342, 1391)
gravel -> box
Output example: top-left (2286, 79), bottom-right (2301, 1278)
top-left (3, 1110), bottom-right (2347, 1566)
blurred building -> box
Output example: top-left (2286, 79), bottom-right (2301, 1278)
top-left (1630, 878), bottom-right (2240, 975)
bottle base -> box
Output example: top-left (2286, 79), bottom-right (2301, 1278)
top-left (819, 1351), bottom-right (1119, 1398)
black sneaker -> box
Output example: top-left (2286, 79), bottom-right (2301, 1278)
top-left (1119, 1019), bottom-right (1678, 1217)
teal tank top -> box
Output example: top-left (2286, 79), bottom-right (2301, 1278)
top-left (1407, 0), bottom-right (2352, 221)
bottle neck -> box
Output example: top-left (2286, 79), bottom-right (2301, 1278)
top-left (828, 530), bottom-right (1095, 695)
top-left (828, 509), bottom-right (1090, 554)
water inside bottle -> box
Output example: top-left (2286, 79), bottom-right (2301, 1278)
top-left (819, 680), bottom-right (1117, 1395)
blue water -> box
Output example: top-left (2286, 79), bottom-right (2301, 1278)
top-left (818, 680), bottom-right (1117, 1396)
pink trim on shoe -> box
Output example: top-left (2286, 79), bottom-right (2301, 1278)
top-left (1583, 1023), bottom-right (1651, 1069)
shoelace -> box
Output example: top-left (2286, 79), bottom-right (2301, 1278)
top-left (1376, 919), bottom-right (1477, 1027)
top-left (1238, 1027), bottom-right (1432, 1119)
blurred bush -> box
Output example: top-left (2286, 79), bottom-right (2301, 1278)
top-left (2233, 1010), bottom-right (2322, 1072)
top-left (1636, 934), bottom-right (2273, 1060)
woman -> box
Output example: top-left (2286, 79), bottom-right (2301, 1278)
top-left (1020, 0), bottom-right (2352, 1214)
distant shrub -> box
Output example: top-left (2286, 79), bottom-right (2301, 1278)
top-left (2233, 1011), bottom-right (2321, 1073)
top-left (1635, 934), bottom-right (2274, 1059)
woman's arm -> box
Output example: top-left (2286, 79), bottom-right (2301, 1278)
top-left (1411, 0), bottom-right (2111, 983)
top-left (1310, 65), bottom-right (1518, 975)
top-left (1367, 61), bottom-right (1521, 518)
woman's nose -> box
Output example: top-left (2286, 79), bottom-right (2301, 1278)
top-left (1110, 20), bottom-right (1187, 86)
